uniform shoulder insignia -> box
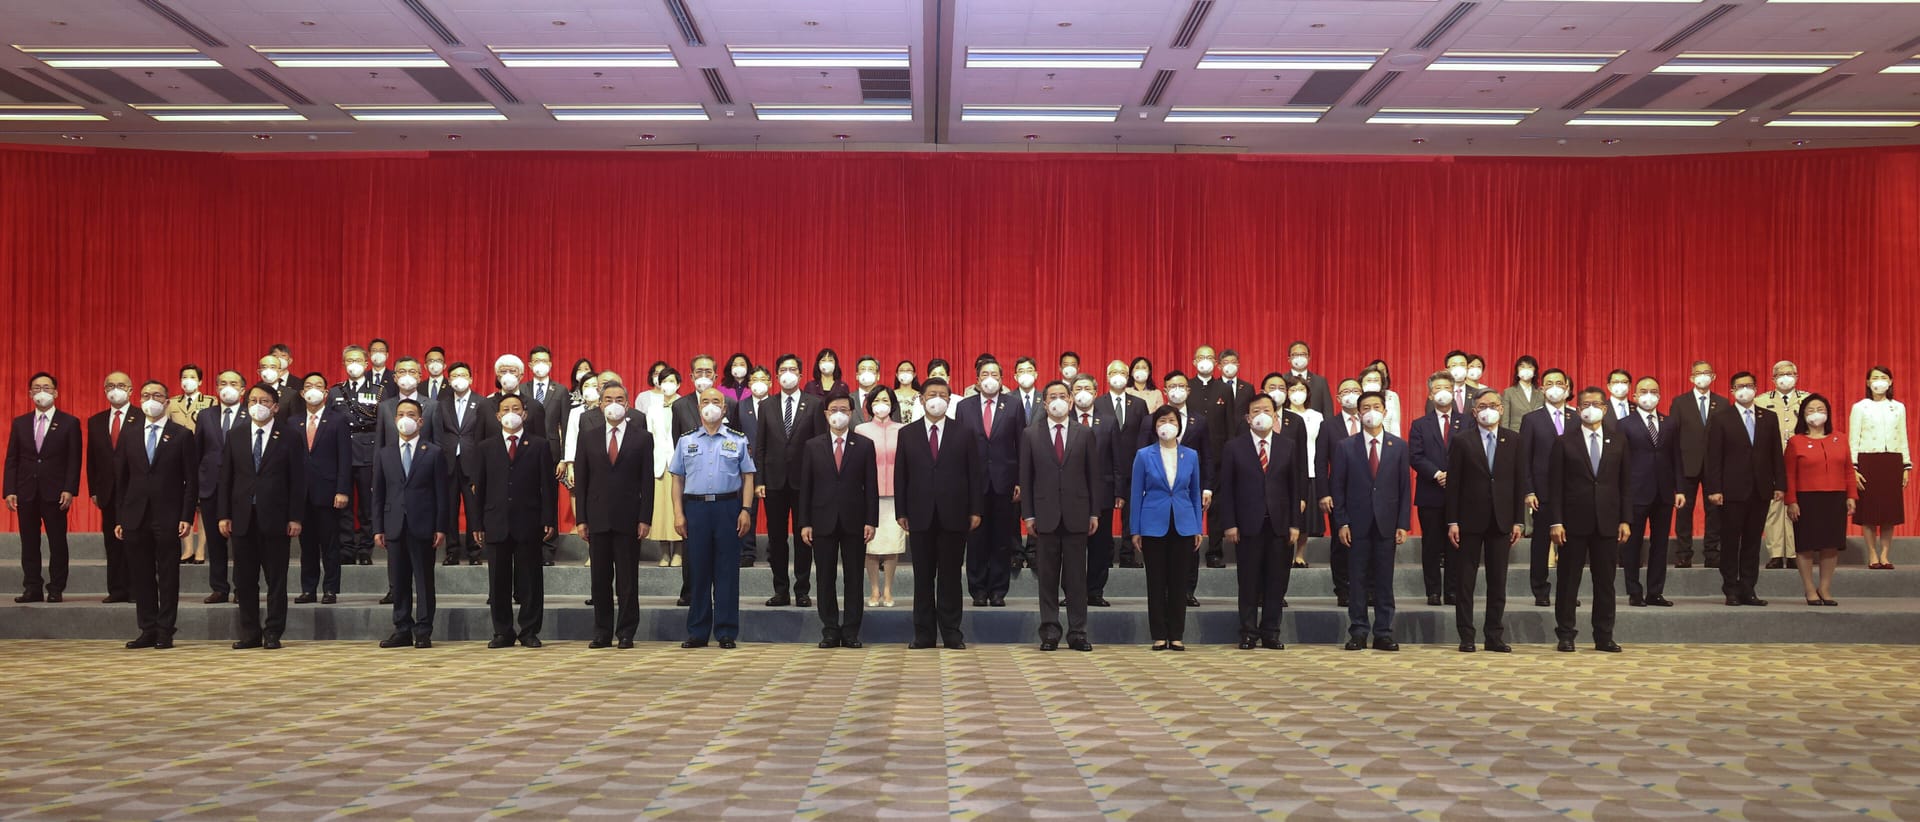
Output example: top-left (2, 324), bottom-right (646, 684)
top-left (725, 426), bottom-right (746, 437)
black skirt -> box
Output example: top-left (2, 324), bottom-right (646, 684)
top-left (1793, 491), bottom-right (1849, 552)
top-left (1854, 452), bottom-right (1905, 526)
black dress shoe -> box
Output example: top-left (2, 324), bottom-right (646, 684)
top-left (1168, 643), bottom-right (1187, 652)
top-left (14, 593), bottom-right (43, 603)
top-left (1648, 596), bottom-right (1673, 607)
top-left (1278, 598), bottom-right (1289, 608)
top-left (909, 641), bottom-right (936, 650)
top-left (972, 597), bottom-right (988, 607)
top-left (1556, 639), bottom-right (1576, 652)
top-left (1344, 637), bottom-right (1367, 651)
top-left (1765, 558), bottom-right (1784, 569)
top-left (590, 637), bottom-right (613, 648)
top-left (1458, 642), bottom-right (1476, 653)
top-left (1088, 596), bottom-right (1111, 608)
top-left (468, 558), bottom-right (483, 566)
top-left (413, 637), bottom-right (431, 649)
top-left (766, 595), bottom-right (791, 607)
top-left (380, 633), bottom-right (411, 648)
top-left (719, 639), bottom-right (737, 649)
top-left (521, 635), bottom-right (543, 648)
top-left (944, 641), bottom-right (966, 650)
top-left (44, 593), bottom-right (62, 603)
top-left (1185, 596), bottom-right (1201, 608)
top-left (232, 637), bottom-right (263, 650)
top-left (675, 597), bottom-right (690, 607)
top-left (1726, 595), bottom-right (1742, 606)
top-left (295, 592), bottom-right (317, 604)
top-left (102, 595), bottom-right (130, 604)
top-left (1426, 594), bottom-right (1442, 606)
top-left (1704, 560), bottom-right (1719, 569)
top-left (617, 637), bottom-right (634, 649)
top-left (126, 635), bottom-right (158, 649)
top-left (1336, 595), bottom-right (1349, 608)
top-left (1206, 557), bottom-right (1226, 569)
top-left (378, 593), bottom-right (394, 605)
top-left (1535, 597), bottom-right (1551, 607)
top-left (1629, 596), bottom-right (1646, 607)
top-left (1595, 641), bottom-right (1622, 653)
top-left (1371, 638), bottom-right (1399, 652)
top-left (154, 637), bottom-right (173, 649)
top-left (1238, 638), bottom-right (1257, 650)
top-left (584, 599), bottom-right (594, 606)
top-left (739, 557), bottom-right (755, 568)
top-left (264, 636), bottom-right (282, 650)
top-left (358, 557), bottom-right (373, 566)
top-left (1485, 641), bottom-right (1512, 653)
top-left (795, 595), bottom-right (812, 608)
top-left (488, 635), bottom-right (515, 649)
top-left (443, 556), bottom-right (460, 566)
top-left (679, 639), bottom-right (707, 649)
top-left (321, 593), bottom-right (337, 605)
top-left (1742, 597), bottom-right (1769, 606)
top-left (1070, 639), bottom-right (1093, 652)
top-left (1040, 640), bottom-right (1059, 652)
top-left (1443, 596), bottom-right (1456, 606)
top-left (819, 637), bottom-right (840, 649)
top-left (1261, 638), bottom-right (1284, 651)
top-left (990, 598), bottom-right (1006, 608)
top-left (842, 638), bottom-right (863, 649)
top-left (1674, 560), bottom-right (1692, 569)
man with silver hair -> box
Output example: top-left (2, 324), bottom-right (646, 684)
top-left (1754, 359), bottom-right (1807, 569)
top-left (484, 353), bottom-right (548, 444)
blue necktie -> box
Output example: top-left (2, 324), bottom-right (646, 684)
top-left (1588, 432), bottom-right (1601, 476)
top-left (1485, 431), bottom-right (1495, 473)
top-left (252, 428), bottom-right (264, 470)
top-left (146, 424), bottom-right (159, 463)
top-left (1743, 409), bottom-right (1754, 443)
top-left (402, 442), bottom-right (414, 478)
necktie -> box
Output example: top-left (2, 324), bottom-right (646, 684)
top-left (1053, 424), bottom-right (1064, 462)
top-left (1553, 408), bottom-right (1564, 436)
top-left (608, 425), bottom-right (621, 465)
top-left (308, 413), bottom-right (319, 450)
top-left (1647, 414), bottom-right (1660, 447)
top-left (928, 423), bottom-right (940, 462)
top-left (835, 436), bottom-right (845, 471)
top-left (1699, 395), bottom-right (1709, 424)
top-left (784, 396), bottom-right (794, 436)
top-left (1258, 438), bottom-right (1269, 472)
top-left (1080, 412), bottom-right (1091, 428)
top-left (1348, 415), bottom-right (1358, 436)
top-left (1456, 386), bottom-right (1466, 410)
top-left (146, 423), bottom-right (159, 463)
top-left (110, 409), bottom-right (122, 447)
top-left (509, 434), bottom-right (519, 461)
top-left (429, 380), bottom-right (439, 399)
top-left (252, 427), bottom-right (264, 469)
top-left (222, 407), bottom-right (234, 434)
top-left (536, 382), bottom-right (546, 403)
top-left (1485, 431), bottom-right (1496, 472)
top-left (33, 413), bottom-right (46, 450)
top-left (984, 398), bottom-right (995, 434)
top-left (1439, 413), bottom-right (1449, 445)
top-left (1368, 438), bottom-right (1380, 477)
top-left (402, 442), bottom-right (414, 477)
top-left (1114, 396), bottom-right (1125, 428)
top-left (1743, 408), bottom-right (1755, 443)
top-left (1588, 431), bottom-right (1601, 475)
top-left (1023, 394), bottom-right (1032, 419)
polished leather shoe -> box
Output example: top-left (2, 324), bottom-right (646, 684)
top-left (1427, 594), bottom-right (1443, 606)
top-left (358, 557), bottom-right (373, 566)
top-left (739, 558), bottom-right (755, 568)
top-left (1765, 557), bottom-right (1784, 569)
top-left (675, 597), bottom-right (690, 607)
top-left (1261, 638), bottom-right (1284, 651)
top-left (1741, 597), bottom-right (1769, 606)
top-left (1205, 557), bottom-right (1226, 569)
top-left (944, 641), bottom-right (966, 650)
top-left (617, 637), bottom-right (634, 649)
top-left (378, 593), bottom-right (394, 605)
top-left (589, 637), bottom-right (612, 649)
top-left (1674, 560), bottom-right (1692, 568)
top-left (520, 635), bottom-right (543, 648)
top-left (1534, 597), bottom-right (1550, 607)
top-left (1458, 642), bottom-right (1476, 653)
top-left (1725, 596), bottom-right (1742, 606)
top-left (543, 560), bottom-right (555, 567)
top-left (678, 639), bottom-right (706, 649)
top-left (1485, 641), bottom-right (1512, 653)
top-left (102, 595), bottom-right (130, 604)
top-left (1088, 596), bottom-right (1111, 607)
top-left (842, 638), bottom-right (863, 649)
top-left (909, 641), bottom-right (936, 650)
top-left (1371, 638), bottom-right (1399, 652)
top-left (443, 556), bottom-right (460, 566)
top-left (467, 558), bottom-right (482, 566)
top-left (1629, 595), bottom-right (1646, 607)
top-left (1070, 639), bottom-right (1093, 652)
top-left (413, 637), bottom-right (431, 649)
top-left (765, 595), bottom-right (791, 607)
top-left (126, 635), bottom-right (158, 649)
top-left (990, 598), bottom-right (1006, 608)
top-left (1344, 637), bottom-right (1367, 651)
top-left (1238, 638), bottom-right (1257, 650)
top-left (972, 597), bottom-right (988, 607)
top-left (14, 593), bottom-right (43, 603)
top-left (1595, 641), bottom-right (1622, 653)
top-left (819, 637), bottom-right (840, 649)
top-left (1556, 639), bottom-right (1576, 652)
top-left (1443, 596), bottom-right (1456, 606)
top-left (488, 635), bottom-right (515, 649)
top-left (45, 593), bottom-right (62, 603)
top-left (795, 595), bottom-right (813, 608)
top-left (1647, 596), bottom-right (1673, 607)
top-left (154, 637), bottom-right (173, 649)
top-left (264, 636), bottom-right (282, 650)
top-left (1704, 560), bottom-right (1719, 569)
top-left (295, 592), bottom-right (317, 604)
top-left (232, 637), bottom-right (263, 650)
top-left (719, 639), bottom-right (736, 649)
top-left (1335, 595), bottom-right (1349, 608)
top-left (1040, 640), bottom-right (1059, 652)
top-left (1186, 596), bottom-right (1201, 608)
top-left (379, 633), bottom-right (410, 648)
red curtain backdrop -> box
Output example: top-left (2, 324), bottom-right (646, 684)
top-left (3, 144), bottom-right (1917, 532)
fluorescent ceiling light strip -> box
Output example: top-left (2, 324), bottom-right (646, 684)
top-left (133, 105), bottom-right (307, 122)
top-left (1368, 108), bottom-right (1534, 125)
top-left (752, 105), bottom-right (913, 121)
top-left (961, 106), bottom-right (1119, 122)
top-left (0, 104), bottom-right (103, 121)
top-left (492, 47), bottom-right (677, 68)
top-left (1566, 109), bottom-right (1738, 126)
top-left (1882, 57), bottom-right (1920, 74)
top-left (1769, 0), bottom-right (1920, 3)
top-left (1164, 107), bottom-right (1326, 123)
top-left (1428, 52), bottom-right (1620, 72)
top-left (1653, 53), bottom-right (1854, 74)
top-left (1766, 112), bottom-right (1920, 127)
top-left (339, 105), bottom-right (503, 121)
top-left (729, 47), bottom-right (908, 68)
top-left (256, 48), bottom-right (447, 68)
top-left (547, 105), bottom-right (708, 121)
top-left (21, 47), bottom-right (220, 68)
top-left (1196, 50), bottom-right (1384, 70)
top-left (966, 48), bottom-right (1147, 69)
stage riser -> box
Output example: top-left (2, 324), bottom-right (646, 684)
top-left (3, 534), bottom-right (1912, 566)
top-left (1, 597), bottom-right (1913, 645)
top-left (3, 563), bottom-right (1912, 601)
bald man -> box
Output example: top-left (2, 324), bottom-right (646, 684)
top-left (87, 371), bottom-right (136, 604)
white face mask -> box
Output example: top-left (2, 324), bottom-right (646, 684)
top-left (1693, 374), bottom-right (1714, 390)
top-left (260, 368), bottom-right (281, 384)
top-left (923, 396), bottom-right (949, 418)
top-left (1288, 390), bottom-right (1307, 407)
top-left (1448, 365), bottom-right (1468, 383)
top-left (1167, 387), bottom-right (1189, 405)
top-left (857, 371), bottom-right (877, 389)
top-left (1609, 383), bottom-right (1629, 399)
top-left (1517, 367), bottom-right (1535, 381)
top-left (1046, 398), bottom-right (1069, 418)
top-left (749, 382), bottom-right (769, 398)
top-left (732, 366), bottom-right (748, 379)
top-left (531, 362), bottom-right (551, 378)
top-left (602, 402), bottom-right (627, 423)
top-left (1132, 369), bottom-right (1148, 383)
top-left (451, 376), bottom-right (471, 394)
top-left (1221, 363), bottom-right (1240, 379)
top-left (344, 362), bottom-right (365, 379)
top-left (1195, 358), bottom-right (1215, 376)
top-left (1432, 390), bottom-right (1454, 408)
top-left (1477, 408), bottom-right (1501, 426)
top-left (898, 371), bottom-right (915, 386)
top-left (1109, 373), bottom-right (1128, 390)
top-left (779, 372), bottom-right (800, 391)
top-left (397, 375), bottom-right (419, 392)
top-left (248, 403), bottom-right (273, 422)
top-left (498, 372), bottom-right (521, 392)
top-left (218, 386), bottom-right (241, 405)
top-left (141, 399), bottom-right (166, 418)
top-left (1775, 375), bottom-right (1797, 392)
top-left (1872, 378), bottom-right (1893, 396)
top-left (1157, 423), bottom-right (1179, 441)
top-left (1362, 381), bottom-right (1382, 393)
top-left (31, 390), bottom-right (54, 409)
top-left (303, 387), bottom-right (326, 406)
top-left (661, 381), bottom-right (680, 395)
top-left (1074, 390), bottom-right (1095, 409)
top-left (705, 404), bottom-right (728, 424)
top-left (1015, 372), bottom-right (1035, 390)
top-left (396, 417), bottom-right (419, 436)
top-left (106, 387), bottom-right (129, 406)
top-left (1340, 392), bottom-right (1359, 411)
top-left (1361, 409), bottom-right (1384, 429)
top-left (1061, 366), bottom-right (1079, 381)
top-left (1544, 385), bottom-right (1568, 404)
top-left (370, 352), bottom-right (388, 367)
top-left (1805, 412), bottom-right (1829, 428)
top-left (871, 403), bottom-right (892, 420)
top-left (180, 377), bottom-right (200, 394)
top-left (818, 361), bottom-right (835, 376)
top-left (1250, 412), bottom-right (1274, 432)
top-left (1636, 393), bottom-right (1660, 411)
top-left (1733, 386), bottom-right (1757, 404)
top-left (1466, 367), bottom-right (1484, 382)
top-left (1267, 389), bottom-right (1285, 407)
top-left (693, 377), bottom-right (714, 392)
top-left (979, 376), bottom-right (1001, 395)
top-left (582, 385), bottom-right (601, 402)
top-left (427, 361), bottom-right (445, 376)
top-left (501, 412), bottom-right (524, 431)
top-left (1290, 355), bottom-right (1309, 372)
top-left (1578, 406), bottom-right (1605, 425)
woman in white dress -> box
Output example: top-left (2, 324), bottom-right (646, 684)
top-left (648, 368), bottom-right (683, 566)
top-left (1850, 366), bottom-right (1911, 569)
top-left (1362, 360), bottom-right (1403, 436)
top-left (856, 387), bottom-right (907, 606)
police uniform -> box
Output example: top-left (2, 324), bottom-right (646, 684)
top-left (1754, 389), bottom-right (1806, 564)
top-left (168, 393), bottom-right (216, 433)
top-left (328, 377), bottom-right (384, 563)
top-left (669, 423), bottom-right (757, 646)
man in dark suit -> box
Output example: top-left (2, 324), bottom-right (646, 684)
top-left (423, 347), bottom-right (450, 403)
top-left (673, 355), bottom-right (740, 442)
top-left (194, 371), bottom-right (247, 603)
top-left (470, 394), bottom-right (557, 648)
top-left (217, 384), bottom-right (305, 649)
top-left (87, 371), bottom-right (136, 604)
top-left (1322, 378), bottom-right (1364, 607)
top-left (575, 381), bottom-right (654, 648)
top-left (524, 347), bottom-right (571, 443)
top-left (1621, 376), bottom-right (1685, 607)
top-left (1671, 360), bottom-right (1727, 569)
top-left (1410, 371), bottom-right (1469, 607)
top-left (293, 372), bottom-right (352, 604)
top-left (1519, 368), bottom-right (1575, 607)
top-left (438, 362), bottom-right (487, 566)
top-left (1138, 372), bottom-right (1213, 607)
top-left (1705, 371), bottom-right (1787, 607)
top-left (328, 345), bottom-right (382, 568)
top-left (377, 357), bottom-right (439, 449)
top-left (893, 379), bottom-right (984, 649)
top-left (1330, 391), bottom-right (1411, 652)
top-left (1286, 340), bottom-right (1336, 421)
top-left (756, 354), bottom-right (823, 608)
top-left (1020, 381), bottom-right (1104, 652)
top-left (1201, 348), bottom-right (1249, 570)
top-left (1077, 373), bottom-right (1127, 603)
top-left (1544, 387), bottom-right (1632, 653)
top-left (372, 398), bottom-right (451, 648)
top-left (115, 381), bottom-right (197, 648)
top-left (734, 368), bottom-right (767, 569)
top-left (6, 372), bottom-right (83, 603)
top-left (954, 358), bottom-right (1025, 608)
top-left (798, 392), bottom-right (879, 648)
top-left (366, 338), bottom-right (396, 399)
top-left (1445, 389), bottom-right (1526, 653)
top-left (1214, 392), bottom-right (1308, 651)
top-left (482, 354), bottom-right (547, 443)
top-left (1095, 362), bottom-right (1148, 572)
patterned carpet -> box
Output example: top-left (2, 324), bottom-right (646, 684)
top-left (1, 642), bottom-right (1917, 821)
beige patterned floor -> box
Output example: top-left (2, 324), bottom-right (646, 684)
top-left (1, 641), bottom-right (1917, 820)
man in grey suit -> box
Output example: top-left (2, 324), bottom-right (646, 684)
top-left (1020, 380), bottom-right (1103, 652)
top-left (438, 362), bottom-right (486, 566)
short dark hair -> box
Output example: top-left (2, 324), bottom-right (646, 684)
top-left (1042, 379), bottom-right (1069, 396)
top-left (922, 377), bottom-right (950, 393)
top-left (395, 397), bottom-right (422, 416)
top-left (866, 386), bottom-right (897, 417)
top-left (180, 364), bottom-right (204, 381)
top-left (1608, 369), bottom-right (1633, 383)
top-left (927, 358), bottom-right (952, 376)
top-left (1288, 340), bottom-right (1310, 354)
top-left (426, 346), bottom-right (446, 358)
top-left (140, 379), bottom-right (168, 395)
top-left (448, 361), bottom-right (472, 376)
top-left (246, 382), bottom-right (277, 404)
top-left (1511, 355), bottom-right (1538, 386)
top-left (1247, 392), bottom-right (1278, 413)
top-left (1359, 390), bottom-right (1385, 409)
top-left (28, 371), bottom-right (55, 389)
top-left (530, 346), bottom-right (552, 359)
top-left (268, 343), bottom-right (290, 356)
top-left (1016, 356), bottom-right (1037, 370)
top-left (1731, 371), bottom-right (1757, 385)
top-left (1262, 371), bottom-right (1287, 390)
top-left (1444, 349), bottom-right (1468, 363)
top-left (1542, 368), bottom-right (1569, 384)
top-left (1579, 386), bottom-right (1607, 403)
top-left (1150, 404), bottom-right (1181, 428)
top-left (1163, 369), bottom-right (1190, 383)
top-left (973, 353), bottom-right (998, 371)
top-left (395, 356), bottom-right (419, 369)
top-left (1058, 351), bottom-right (1080, 364)
top-left (1220, 348), bottom-right (1240, 360)
top-left (302, 371), bottom-right (326, 385)
top-left (1793, 392), bottom-right (1834, 436)
top-left (495, 393), bottom-right (525, 412)
top-left (369, 337), bottom-right (390, 350)
top-left (775, 353), bottom-right (803, 372)
top-left (824, 391), bottom-right (853, 411)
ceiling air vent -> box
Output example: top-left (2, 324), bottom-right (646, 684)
top-left (246, 69), bottom-right (312, 106)
top-left (1770, 74), bottom-right (1852, 110)
top-left (666, 0), bottom-right (707, 48)
top-left (1140, 70), bottom-right (1174, 107)
top-left (23, 69), bottom-right (101, 104)
top-left (1171, 2), bottom-right (1214, 49)
top-left (474, 68), bottom-right (520, 104)
top-left (1354, 71), bottom-right (1402, 107)
top-left (702, 68), bottom-right (732, 105)
top-left (137, 0), bottom-right (225, 48)
top-left (1652, 5), bottom-right (1736, 54)
top-left (1414, 3), bottom-right (1477, 51)
top-left (400, 0), bottom-right (463, 46)
top-left (1562, 73), bottom-right (1627, 110)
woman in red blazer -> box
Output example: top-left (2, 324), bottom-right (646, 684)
top-left (1784, 394), bottom-right (1856, 606)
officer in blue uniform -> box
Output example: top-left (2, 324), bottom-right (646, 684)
top-left (670, 387), bottom-right (758, 649)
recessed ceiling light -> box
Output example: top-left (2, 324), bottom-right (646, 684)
top-left (253, 133), bottom-right (272, 139)
top-left (753, 104), bottom-right (913, 121)
top-left (1883, 55), bottom-right (1920, 74)
top-left (1566, 108), bottom-right (1740, 126)
top-left (490, 47), bottom-right (677, 68)
top-left (1766, 110), bottom-right (1920, 127)
top-left (299, 20), bottom-right (316, 26)
top-left (1367, 107), bottom-right (1535, 125)
top-left (255, 47), bottom-right (447, 68)
top-left (546, 104), bottom-right (710, 121)
top-left (131, 104), bottom-right (308, 122)
top-left (803, 20), bottom-right (819, 26)
top-left (17, 47), bottom-right (220, 68)
top-left (961, 104), bottom-right (1120, 122)
top-left (1309, 23), bottom-right (1326, 28)
top-left (966, 48), bottom-right (1149, 69)
top-left (0, 104), bottom-right (104, 121)
top-left (1561, 25), bottom-right (1577, 30)
top-left (551, 20), bottom-right (566, 26)
top-left (728, 46), bottom-right (909, 68)
top-left (1057, 21), bottom-right (1072, 27)
top-left (1428, 51), bottom-right (1622, 72)
top-left (1198, 49), bottom-right (1386, 70)
top-left (1653, 52), bottom-right (1857, 74)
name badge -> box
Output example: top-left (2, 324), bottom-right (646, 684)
top-left (685, 443), bottom-right (700, 455)
top-left (721, 440), bottom-right (740, 453)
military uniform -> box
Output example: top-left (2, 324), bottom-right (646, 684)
top-left (1754, 389), bottom-right (1806, 563)
top-left (669, 424), bottom-right (757, 646)
top-left (167, 393), bottom-right (216, 433)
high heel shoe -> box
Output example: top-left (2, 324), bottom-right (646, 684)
top-left (883, 598), bottom-right (894, 607)
top-left (658, 553), bottom-right (671, 567)
top-left (670, 551), bottom-right (682, 567)
top-left (867, 597), bottom-right (879, 607)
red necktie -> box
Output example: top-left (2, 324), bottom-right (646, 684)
top-left (110, 409), bottom-right (122, 447)
top-left (1439, 413), bottom-right (1449, 446)
top-left (1080, 412), bottom-right (1091, 428)
top-left (1348, 415), bottom-right (1359, 436)
top-left (834, 436), bottom-right (844, 470)
top-left (983, 398), bottom-right (995, 434)
top-left (928, 423), bottom-right (940, 461)
top-left (1259, 438), bottom-right (1269, 472)
top-left (307, 414), bottom-right (319, 450)
top-left (1368, 438), bottom-right (1380, 477)
top-left (1053, 424), bottom-right (1064, 462)
top-left (608, 426), bottom-right (620, 465)
top-left (509, 434), bottom-right (519, 461)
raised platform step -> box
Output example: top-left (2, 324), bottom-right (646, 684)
top-left (2, 595), bottom-right (1913, 646)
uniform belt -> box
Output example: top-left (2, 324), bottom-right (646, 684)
top-left (683, 493), bottom-right (731, 502)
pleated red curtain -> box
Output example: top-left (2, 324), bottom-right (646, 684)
top-left (3, 144), bottom-right (1916, 531)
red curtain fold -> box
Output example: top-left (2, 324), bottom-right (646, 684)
top-left (2, 145), bottom-right (1916, 533)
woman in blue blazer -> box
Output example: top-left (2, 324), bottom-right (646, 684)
top-left (1131, 405), bottom-right (1207, 650)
